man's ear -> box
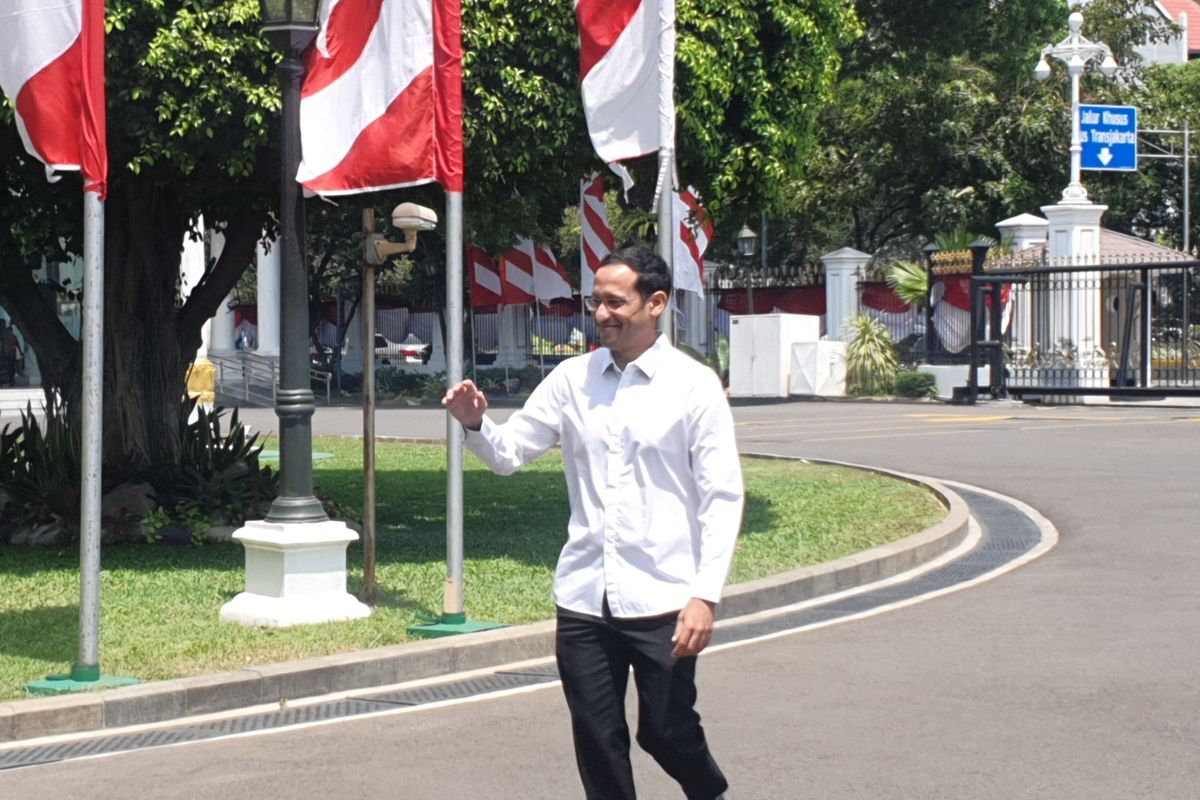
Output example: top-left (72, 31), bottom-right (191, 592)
top-left (647, 290), bottom-right (669, 317)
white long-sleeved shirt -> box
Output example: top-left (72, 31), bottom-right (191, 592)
top-left (464, 335), bottom-right (744, 618)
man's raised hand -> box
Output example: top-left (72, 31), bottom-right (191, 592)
top-left (443, 379), bottom-right (488, 431)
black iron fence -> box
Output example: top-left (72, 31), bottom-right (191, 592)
top-left (971, 252), bottom-right (1200, 398)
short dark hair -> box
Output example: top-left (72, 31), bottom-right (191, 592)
top-left (599, 245), bottom-right (672, 299)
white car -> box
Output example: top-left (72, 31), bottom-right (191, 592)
top-left (375, 333), bottom-right (431, 365)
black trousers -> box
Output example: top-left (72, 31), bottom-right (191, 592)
top-left (555, 605), bottom-right (727, 800)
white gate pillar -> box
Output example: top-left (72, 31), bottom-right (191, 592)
top-left (996, 213), bottom-right (1049, 354)
top-left (1041, 201), bottom-right (1107, 388)
top-left (821, 247), bottom-right (871, 341)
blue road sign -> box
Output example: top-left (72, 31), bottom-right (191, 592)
top-left (1080, 104), bottom-right (1138, 172)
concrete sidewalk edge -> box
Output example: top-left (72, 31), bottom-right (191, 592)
top-left (0, 462), bottom-right (970, 744)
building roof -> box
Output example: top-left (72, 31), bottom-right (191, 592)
top-left (1157, 0), bottom-right (1200, 54)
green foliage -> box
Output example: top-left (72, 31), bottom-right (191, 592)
top-left (0, 401), bottom-right (82, 535)
top-left (144, 404), bottom-right (277, 533)
top-left (892, 370), bottom-right (937, 398)
top-left (844, 314), bottom-right (900, 396)
top-left (885, 261), bottom-right (929, 309)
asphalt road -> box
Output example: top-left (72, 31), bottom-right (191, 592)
top-left (3, 400), bottom-right (1198, 799)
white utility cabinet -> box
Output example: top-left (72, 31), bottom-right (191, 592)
top-left (789, 341), bottom-right (847, 396)
top-left (729, 314), bottom-right (821, 397)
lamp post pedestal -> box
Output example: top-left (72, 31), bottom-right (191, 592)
top-left (220, 521), bottom-right (370, 628)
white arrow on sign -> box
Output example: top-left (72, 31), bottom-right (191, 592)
top-left (1098, 147), bottom-right (1113, 166)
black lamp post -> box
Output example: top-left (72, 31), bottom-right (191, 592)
top-left (260, 0), bottom-right (326, 523)
top-left (737, 224), bottom-right (758, 314)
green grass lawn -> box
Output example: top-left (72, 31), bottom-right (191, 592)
top-left (0, 438), bottom-right (944, 701)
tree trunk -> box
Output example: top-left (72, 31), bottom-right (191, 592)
top-left (91, 174), bottom-right (260, 476)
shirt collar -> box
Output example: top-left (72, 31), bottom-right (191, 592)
top-left (598, 334), bottom-right (669, 379)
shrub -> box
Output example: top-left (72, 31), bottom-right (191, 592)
top-left (844, 314), bottom-right (900, 396)
top-left (893, 371), bottom-right (937, 398)
top-left (0, 399), bottom-right (82, 536)
top-left (142, 403), bottom-right (278, 537)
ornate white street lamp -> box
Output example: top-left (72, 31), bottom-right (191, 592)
top-left (1035, 12), bottom-right (1119, 205)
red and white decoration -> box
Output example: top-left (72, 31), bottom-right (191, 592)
top-left (297, 0), bottom-right (463, 196)
top-left (673, 186), bottom-right (711, 296)
top-left (467, 245), bottom-right (502, 308)
top-left (575, 0), bottom-right (668, 166)
top-left (500, 238), bottom-right (574, 306)
top-left (580, 172), bottom-right (615, 295)
top-left (0, 0), bottom-right (107, 195)
top-left (928, 278), bottom-right (1013, 354)
top-left (533, 241), bottom-right (574, 303)
top-left (499, 241), bottom-right (536, 305)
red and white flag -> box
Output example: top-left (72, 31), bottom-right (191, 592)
top-left (499, 241), bottom-right (536, 305)
top-left (575, 0), bottom-right (673, 169)
top-left (502, 238), bottom-right (574, 305)
top-left (579, 173), bottom-right (615, 296)
top-left (0, 0), bottom-right (107, 195)
top-left (467, 245), bottom-right (502, 308)
top-left (297, 0), bottom-right (463, 196)
top-left (672, 187), bottom-right (711, 295)
top-left (533, 242), bottom-right (573, 303)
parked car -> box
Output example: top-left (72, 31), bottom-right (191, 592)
top-left (376, 333), bottom-right (432, 365)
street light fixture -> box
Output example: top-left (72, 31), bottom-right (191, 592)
top-left (368, 202), bottom-right (439, 263)
top-left (256, 0), bottom-right (325, 523)
top-left (220, 0), bottom-right (370, 628)
top-left (737, 224), bottom-right (759, 314)
top-left (1035, 12), bottom-right (1119, 205)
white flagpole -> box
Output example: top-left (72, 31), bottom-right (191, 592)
top-left (444, 190), bottom-right (466, 624)
top-left (655, 0), bottom-right (677, 344)
top-left (77, 188), bottom-right (104, 682)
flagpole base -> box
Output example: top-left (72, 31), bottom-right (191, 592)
top-left (25, 669), bottom-right (139, 696)
top-left (407, 613), bottom-right (505, 639)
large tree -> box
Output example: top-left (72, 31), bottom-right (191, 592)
top-left (0, 1), bottom-right (276, 476)
top-left (0, 0), bottom-right (858, 475)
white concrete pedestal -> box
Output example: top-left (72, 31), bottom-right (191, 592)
top-left (220, 520), bottom-right (371, 627)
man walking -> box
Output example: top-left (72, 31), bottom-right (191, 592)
top-left (444, 245), bottom-right (743, 799)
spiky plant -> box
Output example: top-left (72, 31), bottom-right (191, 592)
top-left (885, 261), bottom-right (929, 309)
top-left (844, 314), bottom-right (900, 396)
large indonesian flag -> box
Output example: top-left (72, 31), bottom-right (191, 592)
top-left (0, 0), bottom-right (107, 195)
top-left (575, 0), bottom-right (668, 165)
top-left (579, 172), bottom-right (615, 295)
top-left (298, 0), bottom-right (464, 196)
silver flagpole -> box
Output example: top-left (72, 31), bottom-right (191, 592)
top-left (77, 189), bottom-right (105, 682)
top-left (656, 0), bottom-right (677, 343)
top-left (444, 190), bottom-right (466, 623)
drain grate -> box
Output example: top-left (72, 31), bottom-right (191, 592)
top-left (0, 729), bottom-right (199, 770)
top-left (0, 486), bottom-right (1037, 772)
top-left (359, 672), bottom-right (559, 707)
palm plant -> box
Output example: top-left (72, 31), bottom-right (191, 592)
top-left (885, 260), bottom-right (929, 309)
top-left (844, 314), bottom-right (900, 395)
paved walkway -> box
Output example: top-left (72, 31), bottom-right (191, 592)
top-left (3, 400), bottom-right (1198, 798)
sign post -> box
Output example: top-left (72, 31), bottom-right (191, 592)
top-left (1080, 104), bottom-right (1138, 172)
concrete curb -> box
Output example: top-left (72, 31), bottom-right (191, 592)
top-left (0, 462), bottom-right (969, 744)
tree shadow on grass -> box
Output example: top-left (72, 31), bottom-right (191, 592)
top-left (0, 604), bottom-right (76, 663)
